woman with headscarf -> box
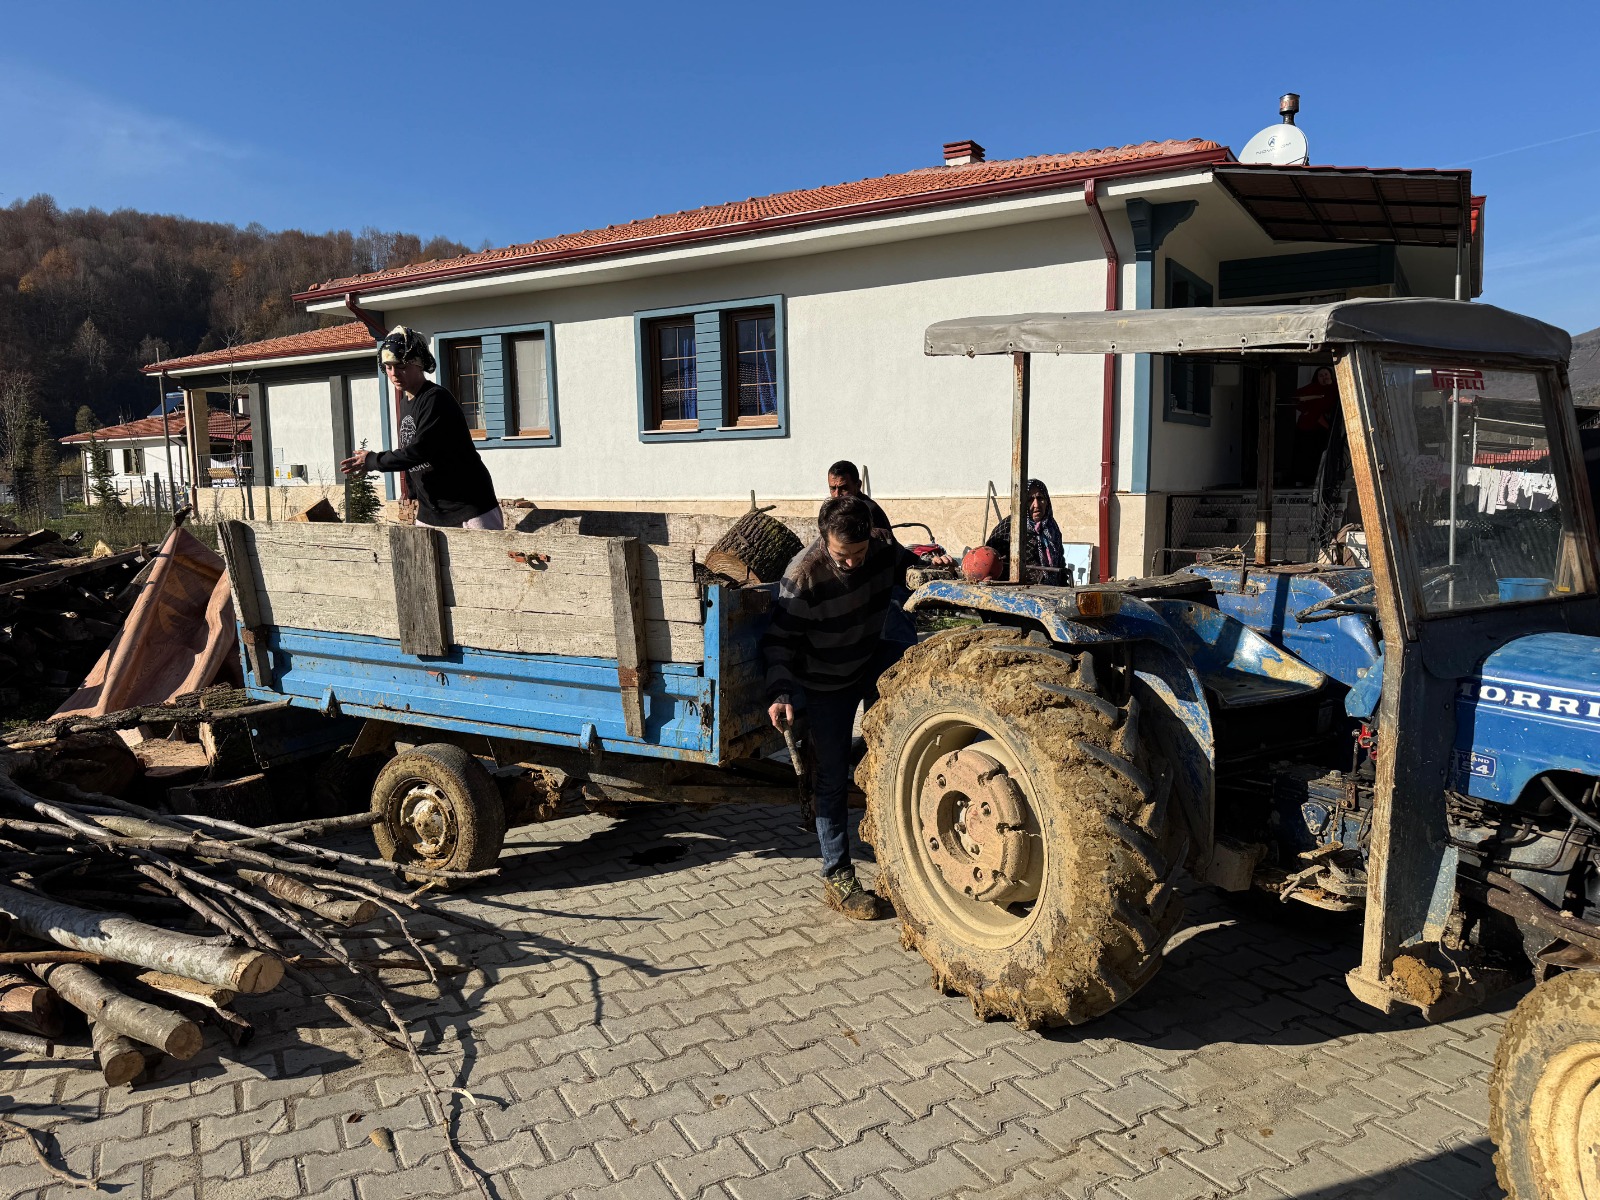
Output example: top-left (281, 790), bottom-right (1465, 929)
top-left (985, 479), bottom-right (1065, 576)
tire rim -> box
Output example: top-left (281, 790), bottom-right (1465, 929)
top-left (892, 710), bottom-right (1046, 949)
top-left (396, 781), bottom-right (456, 861)
top-left (1529, 1040), bottom-right (1600, 1199)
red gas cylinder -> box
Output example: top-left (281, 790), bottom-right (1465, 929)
top-left (961, 546), bottom-right (1001, 582)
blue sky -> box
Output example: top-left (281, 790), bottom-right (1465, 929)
top-left (3, 0), bottom-right (1598, 332)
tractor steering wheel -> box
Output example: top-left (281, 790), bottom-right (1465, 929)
top-left (1294, 564), bottom-right (1458, 623)
top-left (1295, 581), bottom-right (1377, 623)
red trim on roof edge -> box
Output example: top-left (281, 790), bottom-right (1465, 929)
top-left (293, 147), bottom-right (1234, 302)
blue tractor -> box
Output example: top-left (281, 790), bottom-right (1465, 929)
top-left (859, 300), bottom-right (1600, 1199)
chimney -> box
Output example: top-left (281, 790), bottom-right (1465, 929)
top-left (1279, 93), bottom-right (1300, 125)
top-left (943, 139), bottom-right (986, 167)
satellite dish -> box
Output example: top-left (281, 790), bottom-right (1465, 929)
top-left (1240, 122), bottom-right (1309, 165)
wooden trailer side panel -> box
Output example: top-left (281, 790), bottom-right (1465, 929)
top-left (239, 523), bottom-right (705, 664)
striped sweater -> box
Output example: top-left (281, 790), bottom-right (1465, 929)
top-left (762, 533), bottom-right (918, 701)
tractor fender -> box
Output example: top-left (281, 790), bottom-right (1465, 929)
top-left (907, 583), bottom-right (1216, 860)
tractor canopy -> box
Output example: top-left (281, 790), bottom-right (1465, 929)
top-left (924, 297), bottom-right (1571, 363)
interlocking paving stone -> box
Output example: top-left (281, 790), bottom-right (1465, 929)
top-left (0, 805), bottom-right (1512, 1199)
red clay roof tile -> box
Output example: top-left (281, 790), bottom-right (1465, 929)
top-left (61, 409), bottom-right (252, 445)
top-left (297, 139), bottom-right (1226, 299)
top-left (142, 322), bottom-right (374, 374)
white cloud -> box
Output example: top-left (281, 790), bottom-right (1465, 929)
top-left (0, 60), bottom-right (256, 201)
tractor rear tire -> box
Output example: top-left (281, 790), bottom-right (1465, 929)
top-left (1490, 969), bottom-right (1600, 1199)
top-left (859, 625), bottom-right (1184, 1027)
top-left (371, 743), bottom-right (506, 887)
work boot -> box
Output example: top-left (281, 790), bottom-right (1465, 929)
top-left (822, 869), bottom-right (883, 920)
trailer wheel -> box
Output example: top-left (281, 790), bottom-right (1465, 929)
top-left (860, 626), bottom-right (1183, 1028)
top-left (370, 744), bottom-right (506, 886)
top-left (1491, 969), bottom-right (1600, 1199)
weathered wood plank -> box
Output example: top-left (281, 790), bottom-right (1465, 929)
top-left (388, 525), bottom-right (448, 657)
top-left (217, 521), bottom-right (271, 684)
top-left (608, 538), bottom-right (649, 738)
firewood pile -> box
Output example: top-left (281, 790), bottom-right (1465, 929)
top-left (0, 521), bottom-right (153, 711)
top-left (0, 712), bottom-right (500, 1195)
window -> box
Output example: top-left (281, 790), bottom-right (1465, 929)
top-left (726, 308), bottom-right (778, 426)
top-left (446, 339), bottom-right (485, 434)
top-left (647, 318), bottom-right (700, 431)
top-left (635, 296), bottom-right (787, 440)
top-left (509, 331), bottom-right (550, 436)
top-left (121, 447), bottom-right (145, 474)
top-left (426, 322), bottom-right (560, 446)
top-left (1164, 259), bottom-right (1215, 425)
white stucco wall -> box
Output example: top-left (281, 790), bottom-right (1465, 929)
top-left (348, 375), bottom-right (384, 458)
top-left (265, 380), bottom-right (336, 486)
top-left (389, 212), bottom-right (1144, 509)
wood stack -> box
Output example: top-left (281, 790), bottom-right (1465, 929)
top-left (0, 722), bottom-right (491, 1093)
top-left (703, 509), bottom-right (804, 586)
top-left (0, 527), bottom-right (152, 710)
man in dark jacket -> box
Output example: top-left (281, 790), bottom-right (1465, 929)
top-left (764, 495), bottom-right (921, 920)
top-left (340, 326), bottom-right (502, 529)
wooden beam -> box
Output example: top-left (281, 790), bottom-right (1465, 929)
top-left (1, 548), bottom-right (144, 595)
top-left (607, 537), bottom-right (649, 738)
top-left (388, 523), bottom-right (448, 656)
top-left (1254, 368), bottom-right (1277, 566)
top-left (1010, 352), bottom-right (1031, 583)
top-left (216, 520), bottom-right (271, 685)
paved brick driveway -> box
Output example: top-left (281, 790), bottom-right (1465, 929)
top-left (1, 802), bottom-right (1511, 1199)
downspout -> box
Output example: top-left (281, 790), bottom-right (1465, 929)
top-left (1082, 179), bottom-right (1119, 581)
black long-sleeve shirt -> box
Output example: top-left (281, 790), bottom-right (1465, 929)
top-left (374, 383), bottom-right (498, 527)
top-left (762, 532), bottom-right (919, 701)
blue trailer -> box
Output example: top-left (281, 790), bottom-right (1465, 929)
top-left (216, 512), bottom-right (796, 874)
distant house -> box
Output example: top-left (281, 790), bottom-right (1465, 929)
top-left (60, 409), bottom-right (251, 507)
top-left (282, 134), bottom-right (1486, 574)
top-left (138, 323), bottom-right (380, 517)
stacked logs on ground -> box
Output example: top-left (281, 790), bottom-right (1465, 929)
top-left (0, 527), bottom-right (154, 710)
top-left (0, 766), bottom-right (501, 1196)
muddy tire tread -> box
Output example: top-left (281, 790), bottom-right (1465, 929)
top-left (861, 625), bottom-right (1184, 1027)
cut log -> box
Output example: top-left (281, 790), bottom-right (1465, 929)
top-left (0, 971), bottom-right (63, 1038)
top-left (236, 870), bottom-right (379, 927)
top-left (0, 882), bottom-right (283, 994)
top-left (92, 1023), bottom-right (147, 1086)
top-left (290, 498), bottom-right (341, 523)
top-left (198, 717), bottom-right (256, 777)
top-left (703, 510), bottom-right (803, 585)
top-left (32, 962), bottom-right (202, 1058)
top-left (131, 971), bottom-right (236, 1012)
top-left (168, 773), bottom-right (273, 824)
top-left (0, 1029), bottom-right (55, 1057)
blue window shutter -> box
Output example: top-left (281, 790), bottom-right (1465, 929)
top-left (481, 336), bottom-right (506, 438)
top-left (694, 311), bottom-right (723, 430)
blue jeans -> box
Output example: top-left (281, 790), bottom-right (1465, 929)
top-left (794, 640), bottom-right (905, 876)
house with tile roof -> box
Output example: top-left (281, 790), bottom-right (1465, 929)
top-left (236, 133), bottom-right (1480, 568)
top-left (59, 408), bottom-right (252, 508)
top-left (138, 322), bottom-right (381, 517)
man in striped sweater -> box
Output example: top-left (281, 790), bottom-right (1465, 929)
top-left (763, 494), bottom-right (930, 919)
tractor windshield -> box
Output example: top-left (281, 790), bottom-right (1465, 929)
top-left (1379, 361), bottom-right (1590, 614)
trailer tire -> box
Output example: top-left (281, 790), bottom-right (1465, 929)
top-left (860, 625), bottom-right (1183, 1028)
top-left (370, 744), bottom-right (506, 887)
top-left (1490, 969), bottom-right (1600, 1200)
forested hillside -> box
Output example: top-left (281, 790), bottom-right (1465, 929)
top-left (0, 194), bottom-right (470, 434)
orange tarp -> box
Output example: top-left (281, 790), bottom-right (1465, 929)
top-left (54, 526), bottom-right (241, 718)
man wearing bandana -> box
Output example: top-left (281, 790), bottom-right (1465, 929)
top-left (339, 326), bottom-right (503, 529)
top-left (985, 479), bottom-right (1064, 576)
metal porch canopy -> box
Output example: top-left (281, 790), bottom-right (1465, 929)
top-left (923, 298), bottom-right (1571, 363)
top-left (1212, 165), bottom-right (1473, 248)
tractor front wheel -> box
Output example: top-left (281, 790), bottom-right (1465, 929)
top-left (370, 743), bottom-right (506, 886)
top-left (1491, 969), bottom-right (1600, 1199)
top-left (859, 626), bottom-right (1184, 1027)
